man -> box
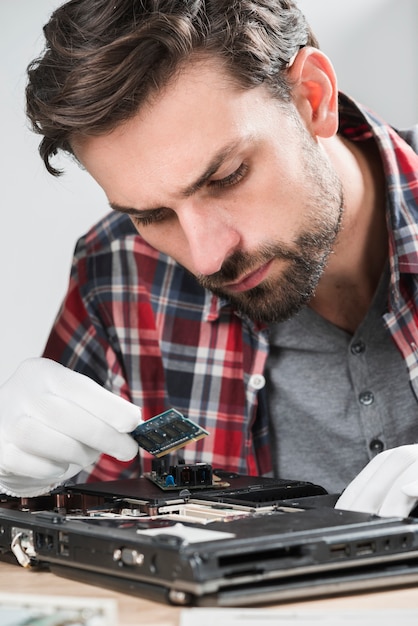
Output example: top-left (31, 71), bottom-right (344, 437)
top-left (0, 0), bottom-right (417, 516)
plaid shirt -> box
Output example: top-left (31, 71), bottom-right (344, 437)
top-left (43, 94), bottom-right (418, 484)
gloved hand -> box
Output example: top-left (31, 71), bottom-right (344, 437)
top-left (0, 358), bottom-right (142, 497)
top-left (335, 444), bottom-right (418, 518)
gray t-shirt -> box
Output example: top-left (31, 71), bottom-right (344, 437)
top-left (265, 267), bottom-right (418, 494)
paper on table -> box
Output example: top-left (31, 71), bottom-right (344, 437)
top-left (0, 592), bottom-right (118, 626)
top-left (179, 608), bottom-right (418, 626)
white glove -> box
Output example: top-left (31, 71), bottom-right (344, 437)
top-left (335, 444), bottom-right (418, 518)
top-left (0, 358), bottom-right (142, 497)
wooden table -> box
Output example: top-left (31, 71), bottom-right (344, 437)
top-left (1, 559), bottom-right (418, 625)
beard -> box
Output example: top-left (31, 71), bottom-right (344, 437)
top-left (196, 131), bottom-right (344, 324)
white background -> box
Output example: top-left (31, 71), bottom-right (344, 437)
top-left (1, 0), bottom-right (417, 384)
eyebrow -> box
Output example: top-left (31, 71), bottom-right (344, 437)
top-left (181, 141), bottom-right (240, 197)
top-left (109, 139), bottom-right (243, 216)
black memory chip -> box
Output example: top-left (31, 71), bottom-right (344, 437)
top-left (131, 409), bottom-right (209, 457)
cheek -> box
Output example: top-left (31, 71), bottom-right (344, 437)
top-left (239, 168), bottom-right (307, 244)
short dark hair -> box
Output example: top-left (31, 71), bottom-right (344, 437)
top-left (26, 0), bottom-right (318, 175)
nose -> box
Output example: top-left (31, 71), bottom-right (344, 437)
top-left (178, 202), bottom-right (240, 276)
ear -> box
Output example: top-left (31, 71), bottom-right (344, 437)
top-left (287, 47), bottom-right (339, 138)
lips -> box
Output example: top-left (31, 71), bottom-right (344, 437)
top-left (223, 259), bottom-right (274, 293)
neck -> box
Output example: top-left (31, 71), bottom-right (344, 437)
top-left (309, 135), bottom-right (388, 334)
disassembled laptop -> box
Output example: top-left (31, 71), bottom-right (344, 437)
top-left (1, 409), bottom-right (418, 606)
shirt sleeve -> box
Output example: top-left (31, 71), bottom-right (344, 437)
top-left (42, 236), bottom-right (132, 403)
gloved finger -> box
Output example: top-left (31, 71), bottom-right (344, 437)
top-left (377, 461), bottom-right (418, 517)
top-left (0, 443), bottom-right (70, 480)
top-left (336, 445), bottom-right (418, 515)
top-left (14, 358), bottom-right (142, 432)
top-left (15, 397), bottom-right (139, 461)
top-left (9, 416), bottom-right (101, 468)
top-left (335, 450), bottom-right (395, 513)
top-left (58, 462), bottom-right (89, 484)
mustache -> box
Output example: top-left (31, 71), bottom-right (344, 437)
top-left (196, 242), bottom-right (305, 290)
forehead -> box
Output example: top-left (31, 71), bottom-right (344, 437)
top-left (72, 59), bottom-right (280, 204)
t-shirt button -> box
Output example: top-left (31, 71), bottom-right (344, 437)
top-left (249, 374), bottom-right (266, 390)
top-left (359, 390), bottom-right (374, 406)
top-left (351, 340), bottom-right (366, 355)
top-left (369, 438), bottom-right (384, 453)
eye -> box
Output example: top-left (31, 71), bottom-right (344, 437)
top-left (131, 207), bottom-right (173, 227)
top-left (209, 162), bottom-right (249, 189)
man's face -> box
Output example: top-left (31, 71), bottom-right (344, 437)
top-left (74, 59), bottom-right (343, 323)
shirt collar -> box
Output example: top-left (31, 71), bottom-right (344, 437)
top-left (338, 92), bottom-right (418, 307)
